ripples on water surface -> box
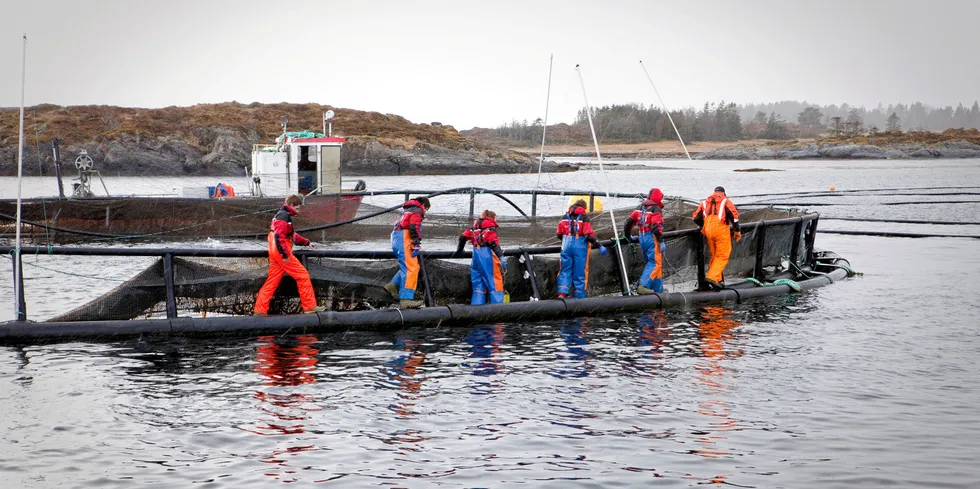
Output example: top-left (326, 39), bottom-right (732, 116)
top-left (2, 160), bottom-right (980, 487)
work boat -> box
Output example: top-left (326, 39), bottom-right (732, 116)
top-left (0, 117), bottom-right (366, 240)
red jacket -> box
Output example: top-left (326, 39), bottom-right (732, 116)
top-left (394, 199), bottom-right (426, 246)
top-left (459, 216), bottom-right (503, 257)
top-left (271, 204), bottom-right (309, 258)
top-left (556, 204), bottom-right (601, 246)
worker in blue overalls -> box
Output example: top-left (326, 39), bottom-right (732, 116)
top-left (456, 209), bottom-right (507, 305)
top-left (384, 197), bottom-right (431, 308)
top-left (555, 199), bottom-right (607, 298)
top-left (623, 188), bottom-right (667, 294)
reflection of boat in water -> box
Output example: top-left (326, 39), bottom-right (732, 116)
top-left (0, 120), bottom-right (366, 238)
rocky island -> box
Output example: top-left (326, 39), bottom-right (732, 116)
top-left (0, 103), bottom-right (574, 177)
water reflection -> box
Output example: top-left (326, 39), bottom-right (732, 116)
top-left (690, 306), bottom-right (743, 483)
top-left (550, 318), bottom-right (593, 379)
top-left (384, 337), bottom-right (429, 418)
top-left (244, 334), bottom-right (323, 482)
top-left (463, 324), bottom-right (506, 395)
top-left (246, 334), bottom-right (320, 435)
top-left (637, 310), bottom-right (671, 374)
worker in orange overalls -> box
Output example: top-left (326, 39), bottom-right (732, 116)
top-left (384, 197), bottom-right (431, 308)
top-left (253, 195), bottom-right (324, 315)
top-left (692, 186), bottom-right (741, 289)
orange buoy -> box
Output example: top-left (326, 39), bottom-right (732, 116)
top-left (829, 186), bottom-right (836, 191)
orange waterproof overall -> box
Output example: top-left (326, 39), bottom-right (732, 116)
top-left (254, 206), bottom-right (317, 314)
top-left (693, 192), bottom-right (740, 284)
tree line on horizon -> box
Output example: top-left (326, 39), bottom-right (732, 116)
top-left (467, 100), bottom-right (980, 146)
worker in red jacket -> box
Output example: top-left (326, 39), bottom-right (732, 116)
top-left (692, 186), bottom-right (741, 289)
top-left (456, 209), bottom-right (507, 305)
top-left (384, 197), bottom-right (431, 308)
top-left (254, 195), bottom-right (325, 315)
top-left (624, 188), bottom-right (666, 294)
top-left (556, 199), bottom-right (607, 298)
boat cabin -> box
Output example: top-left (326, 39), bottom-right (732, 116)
top-left (250, 133), bottom-right (345, 197)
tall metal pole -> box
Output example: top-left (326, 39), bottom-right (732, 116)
top-left (574, 64), bottom-right (633, 295)
top-left (535, 54), bottom-right (553, 189)
top-left (639, 60), bottom-right (703, 191)
top-left (14, 34), bottom-right (27, 321)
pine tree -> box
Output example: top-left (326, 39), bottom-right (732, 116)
top-left (886, 112), bottom-right (902, 132)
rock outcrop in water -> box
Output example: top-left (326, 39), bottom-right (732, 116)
top-left (0, 103), bottom-right (573, 177)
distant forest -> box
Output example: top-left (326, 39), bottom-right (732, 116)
top-left (464, 100), bottom-right (980, 146)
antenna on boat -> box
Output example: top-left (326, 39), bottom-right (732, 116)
top-left (323, 110), bottom-right (335, 137)
top-left (13, 34), bottom-right (27, 320)
top-left (535, 54), bottom-right (553, 189)
top-left (639, 60), bottom-right (704, 191)
top-left (574, 64), bottom-right (634, 296)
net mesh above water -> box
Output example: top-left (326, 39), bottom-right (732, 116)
top-left (10, 199), bottom-right (807, 321)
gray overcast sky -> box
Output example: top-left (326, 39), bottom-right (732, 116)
top-left (2, 0), bottom-right (977, 130)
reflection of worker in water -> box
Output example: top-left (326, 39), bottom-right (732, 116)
top-left (250, 334), bottom-right (319, 438)
top-left (637, 310), bottom-right (671, 370)
top-left (690, 305), bottom-right (743, 479)
top-left (464, 323), bottom-right (505, 379)
top-left (385, 337), bottom-right (428, 417)
top-left (549, 318), bottom-right (593, 379)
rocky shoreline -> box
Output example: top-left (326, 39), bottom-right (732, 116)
top-left (694, 140), bottom-right (980, 160)
top-left (0, 128), bottom-right (576, 177)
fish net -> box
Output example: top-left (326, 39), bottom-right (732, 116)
top-left (6, 195), bottom-right (808, 322)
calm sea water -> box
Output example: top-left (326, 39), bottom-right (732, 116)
top-left (1, 159), bottom-right (979, 488)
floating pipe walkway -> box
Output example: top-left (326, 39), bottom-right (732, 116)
top-left (0, 267), bottom-right (847, 344)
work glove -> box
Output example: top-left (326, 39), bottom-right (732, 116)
top-left (734, 232), bottom-right (742, 243)
top-left (411, 246), bottom-right (421, 258)
top-left (660, 241), bottom-right (667, 253)
top-left (308, 242), bottom-right (316, 249)
top-left (599, 245), bottom-right (608, 256)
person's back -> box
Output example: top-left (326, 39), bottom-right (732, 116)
top-left (458, 210), bottom-right (506, 304)
top-left (692, 186), bottom-right (741, 288)
top-left (555, 200), bottom-right (606, 298)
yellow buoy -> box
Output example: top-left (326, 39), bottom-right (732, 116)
top-left (568, 195), bottom-right (604, 212)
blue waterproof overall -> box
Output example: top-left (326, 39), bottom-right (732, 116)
top-left (390, 228), bottom-right (420, 300)
top-left (470, 245), bottom-right (505, 305)
top-left (557, 215), bottom-right (592, 299)
top-left (638, 226), bottom-right (664, 293)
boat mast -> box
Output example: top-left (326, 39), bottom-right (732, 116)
top-left (535, 54), bottom-right (553, 189)
top-left (574, 64), bottom-right (633, 296)
top-left (13, 34), bottom-right (27, 320)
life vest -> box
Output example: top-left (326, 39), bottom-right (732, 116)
top-left (637, 205), bottom-right (663, 234)
top-left (700, 194), bottom-right (732, 223)
top-left (466, 217), bottom-right (498, 247)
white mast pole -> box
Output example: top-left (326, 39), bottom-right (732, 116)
top-left (535, 54), bottom-right (553, 188)
top-left (14, 34), bottom-right (27, 320)
top-left (574, 64), bottom-right (633, 295)
top-left (639, 60), bottom-right (704, 191)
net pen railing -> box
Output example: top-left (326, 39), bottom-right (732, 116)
top-left (2, 213), bottom-right (819, 322)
